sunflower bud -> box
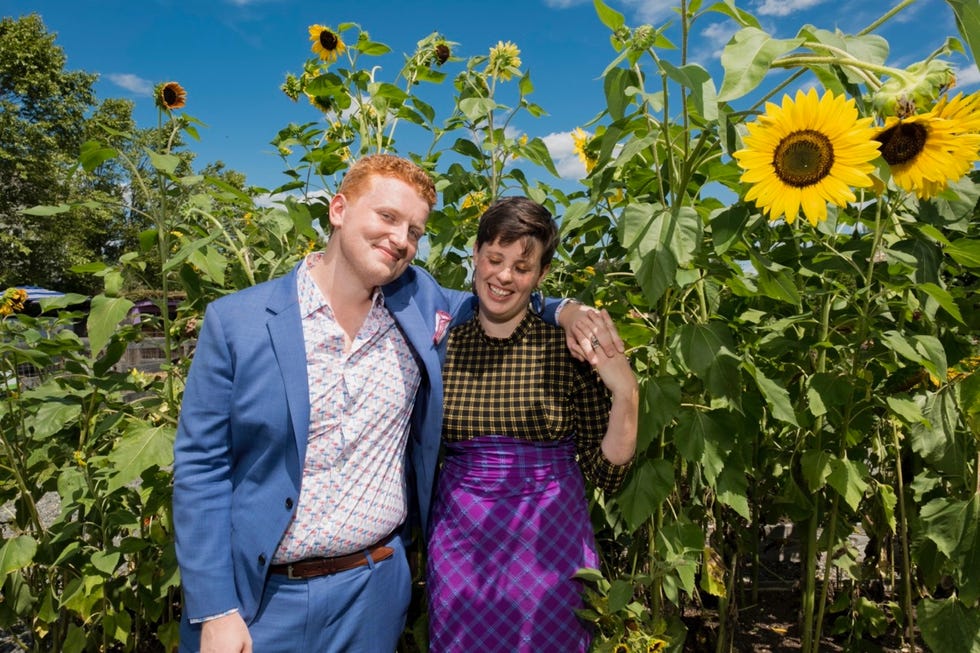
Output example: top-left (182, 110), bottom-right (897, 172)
top-left (281, 74), bottom-right (303, 102)
top-left (873, 59), bottom-right (956, 118)
top-left (631, 25), bottom-right (657, 52)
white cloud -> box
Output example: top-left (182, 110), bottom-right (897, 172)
top-left (755, 0), bottom-right (826, 18)
top-left (541, 0), bottom-right (590, 8)
top-left (106, 73), bottom-right (154, 96)
top-left (542, 130), bottom-right (588, 180)
top-left (692, 21), bottom-right (739, 61)
top-left (541, 0), bottom-right (675, 25)
top-left (955, 63), bottom-right (980, 88)
top-left (621, 0), bottom-right (678, 25)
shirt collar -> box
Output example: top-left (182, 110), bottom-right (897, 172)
top-left (298, 252), bottom-right (385, 319)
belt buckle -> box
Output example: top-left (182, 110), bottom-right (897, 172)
top-left (286, 564), bottom-right (299, 580)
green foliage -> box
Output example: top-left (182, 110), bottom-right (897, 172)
top-left (2, 2), bottom-right (979, 651)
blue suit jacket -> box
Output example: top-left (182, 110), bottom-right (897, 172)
top-left (172, 262), bottom-right (562, 623)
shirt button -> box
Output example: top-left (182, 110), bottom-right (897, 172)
top-left (285, 497), bottom-right (294, 510)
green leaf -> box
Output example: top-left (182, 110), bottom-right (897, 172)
top-left (918, 494), bottom-right (980, 602)
top-left (146, 150), bottom-right (180, 175)
top-left (90, 550), bottom-right (121, 575)
top-left (673, 408), bottom-right (712, 464)
top-left (458, 97), bottom-right (497, 122)
top-left (885, 396), bottom-right (926, 425)
top-left (746, 362), bottom-right (798, 426)
top-left (105, 423), bottom-right (176, 493)
top-left (26, 398), bottom-right (81, 439)
top-left (755, 266), bottom-right (801, 306)
top-left (356, 39), bottom-right (391, 56)
top-left (21, 203), bottom-right (71, 216)
top-left (918, 282), bottom-right (964, 324)
top-left (718, 28), bottom-right (804, 102)
top-left (86, 294), bottom-right (134, 358)
top-left (706, 1), bottom-right (762, 28)
top-left (946, 0), bottom-right (980, 64)
top-left (660, 61), bottom-right (717, 121)
top-left (617, 458), bottom-right (674, 531)
top-left (716, 465), bottom-right (750, 519)
top-left (640, 375), bottom-right (681, 447)
top-left (801, 449), bottom-right (833, 492)
top-left (162, 232), bottom-right (221, 273)
top-left (826, 457), bottom-right (868, 511)
top-left (920, 496), bottom-right (972, 558)
top-left (0, 535), bottom-right (37, 575)
top-left (521, 137), bottom-right (559, 177)
top-left (677, 323), bottom-right (731, 378)
top-left (946, 238), bottom-right (980, 268)
top-left (593, 0), bottom-right (625, 30)
top-left (919, 597), bottom-right (980, 653)
top-left (79, 140), bottom-right (118, 172)
top-left (608, 579), bottom-right (634, 612)
top-left (603, 67), bottom-right (636, 121)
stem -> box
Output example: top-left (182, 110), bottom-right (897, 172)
top-left (812, 494), bottom-right (840, 653)
top-left (801, 293), bottom-right (834, 651)
top-left (858, 0), bottom-right (918, 35)
top-left (892, 420), bottom-right (917, 652)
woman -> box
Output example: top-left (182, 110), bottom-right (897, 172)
top-left (426, 197), bottom-right (639, 652)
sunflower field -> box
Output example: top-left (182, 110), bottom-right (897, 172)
top-left (2, 0), bottom-right (979, 651)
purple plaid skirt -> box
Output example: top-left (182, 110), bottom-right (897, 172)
top-left (426, 435), bottom-right (598, 652)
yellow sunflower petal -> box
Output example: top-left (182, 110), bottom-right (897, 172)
top-left (735, 89), bottom-right (880, 225)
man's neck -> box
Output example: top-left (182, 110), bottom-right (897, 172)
top-left (310, 252), bottom-right (376, 345)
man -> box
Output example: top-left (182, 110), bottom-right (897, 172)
top-left (172, 154), bottom-right (621, 652)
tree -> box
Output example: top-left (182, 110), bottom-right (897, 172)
top-left (0, 13), bottom-right (137, 294)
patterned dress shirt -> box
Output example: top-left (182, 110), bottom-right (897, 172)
top-left (273, 253), bottom-right (421, 562)
top-left (442, 311), bottom-right (632, 492)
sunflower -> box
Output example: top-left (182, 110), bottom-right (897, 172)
top-left (433, 42), bottom-right (451, 66)
top-left (876, 91), bottom-right (980, 199)
top-left (306, 92), bottom-right (333, 114)
top-left (309, 24), bottom-right (346, 63)
top-left (155, 82), bottom-right (186, 111)
top-left (572, 128), bottom-right (597, 173)
top-left (733, 88), bottom-right (880, 226)
top-left (487, 40), bottom-right (522, 82)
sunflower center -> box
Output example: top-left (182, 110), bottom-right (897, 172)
top-left (163, 87), bottom-right (178, 105)
top-left (319, 30), bottom-right (339, 51)
top-left (875, 122), bottom-right (927, 165)
top-left (772, 130), bottom-right (835, 188)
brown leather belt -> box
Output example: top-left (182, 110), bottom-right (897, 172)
top-left (270, 535), bottom-right (396, 580)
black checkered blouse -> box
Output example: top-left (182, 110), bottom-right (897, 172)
top-left (441, 311), bottom-right (632, 492)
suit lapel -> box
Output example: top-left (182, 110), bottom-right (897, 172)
top-left (266, 269), bottom-right (311, 460)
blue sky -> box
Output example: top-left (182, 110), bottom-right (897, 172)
top-left (9, 0), bottom-right (978, 192)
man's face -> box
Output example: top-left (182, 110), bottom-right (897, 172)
top-left (329, 175), bottom-right (430, 287)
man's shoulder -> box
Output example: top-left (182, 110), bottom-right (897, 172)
top-left (208, 268), bottom-right (297, 314)
top-left (386, 264), bottom-right (439, 291)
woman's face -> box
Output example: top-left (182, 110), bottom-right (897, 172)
top-left (472, 237), bottom-right (549, 337)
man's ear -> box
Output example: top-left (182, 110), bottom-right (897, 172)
top-left (328, 193), bottom-right (346, 230)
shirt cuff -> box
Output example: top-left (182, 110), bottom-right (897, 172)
top-left (189, 608), bottom-right (239, 625)
top-left (553, 298), bottom-right (582, 326)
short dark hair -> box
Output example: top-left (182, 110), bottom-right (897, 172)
top-left (476, 196), bottom-right (559, 269)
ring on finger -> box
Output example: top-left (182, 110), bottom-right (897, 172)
top-left (590, 335), bottom-right (601, 350)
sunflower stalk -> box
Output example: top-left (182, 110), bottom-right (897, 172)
top-left (769, 54), bottom-right (910, 91)
top-left (891, 419), bottom-right (917, 652)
